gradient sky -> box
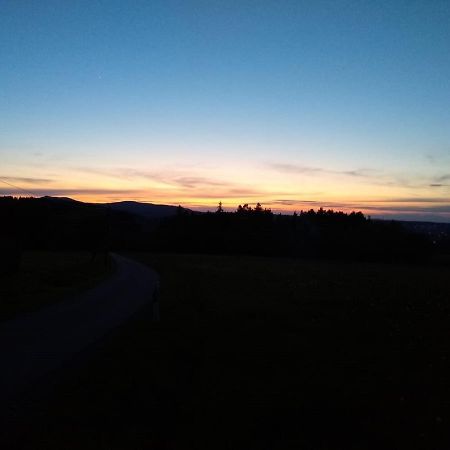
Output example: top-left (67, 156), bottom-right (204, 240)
top-left (1, 0), bottom-right (450, 221)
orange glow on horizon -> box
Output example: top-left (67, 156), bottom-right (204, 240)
top-left (1, 163), bottom-right (449, 221)
top-left (13, 190), bottom-right (443, 222)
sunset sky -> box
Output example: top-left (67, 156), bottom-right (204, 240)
top-left (1, 0), bottom-right (450, 221)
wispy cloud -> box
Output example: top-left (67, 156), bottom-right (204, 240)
top-left (75, 166), bottom-right (162, 182)
top-left (272, 199), bottom-right (319, 206)
top-left (268, 162), bottom-right (450, 190)
top-left (361, 197), bottom-right (450, 203)
top-left (268, 163), bottom-right (325, 175)
top-left (0, 175), bottom-right (53, 184)
top-left (425, 152), bottom-right (450, 165)
top-left (177, 187), bottom-right (275, 199)
top-left (267, 162), bottom-right (377, 179)
top-left (171, 177), bottom-right (230, 189)
top-left (435, 174), bottom-right (450, 183)
top-left (74, 166), bottom-right (233, 190)
top-left (0, 187), bottom-right (145, 197)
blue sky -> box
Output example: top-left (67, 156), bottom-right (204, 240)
top-left (1, 0), bottom-right (450, 221)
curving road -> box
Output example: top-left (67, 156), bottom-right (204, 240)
top-left (0, 253), bottom-right (158, 403)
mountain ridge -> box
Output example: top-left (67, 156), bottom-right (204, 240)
top-left (39, 196), bottom-right (191, 219)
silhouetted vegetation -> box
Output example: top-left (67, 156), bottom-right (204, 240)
top-left (1, 197), bottom-right (448, 448)
top-left (152, 203), bottom-right (433, 262)
top-left (1, 196), bottom-right (446, 264)
top-left (0, 196), bottom-right (145, 255)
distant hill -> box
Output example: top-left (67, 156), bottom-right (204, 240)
top-left (42, 196), bottom-right (79, 204)
top-left (1, 195), bottom-right (448, 258)
top-left (39, 196), bottom-right (191, 220)
top-left (107, 201), bottom-right (187, 220)
top-left (0, 196), bottom-right (193, 251)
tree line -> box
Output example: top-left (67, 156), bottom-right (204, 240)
top-left (152, 202), bottom-right (431, 261)
top-left (0, 197), bottom-right (438, 274)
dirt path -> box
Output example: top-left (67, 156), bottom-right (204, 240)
top-left (0, 253), bottom-right (158, 403)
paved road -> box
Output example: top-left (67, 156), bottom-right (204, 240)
top-left (0, 253), bottom-right (158, 403)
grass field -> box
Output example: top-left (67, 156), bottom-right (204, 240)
top-left (0, 251), bottom-right (112, 321)
top-left (6, 253), bottom-right (450, 449)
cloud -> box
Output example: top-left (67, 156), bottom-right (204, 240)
top-left (362, 197), bottom-right (450, 203)
top-left (268, 163), bottom-right (325, 175)
top-left (0, 187), bottom-right (145, 197)
top-left (0, 184), bottom-right (281, 202)
top-left (178, 187), bottom-right (267, 199)
top-left (435, 174), bottom-right (450, 183)
top-left (425, 152), bottom-right (450, 165)
top-left (171, 177), bottom-right (230, 189)
top-left (267, 162), bottom-right (377, 179)
top-left (272, 199), bottom-right (319, 206)
top-left (0, 175), bottom-right (53, 184)
top-left (359, 204), bottom-right (450, 214)
top-left (341, 170), bottom-right (373, 177)
top-left (267, 162), bottom-right (445, 190)
top-left (75, 166), bottom-right (162, 182)
top-left (74, 166), bottom-right (233, 190)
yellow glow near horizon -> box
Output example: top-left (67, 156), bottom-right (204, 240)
top-left (1, 159), bottom-right (449, 221)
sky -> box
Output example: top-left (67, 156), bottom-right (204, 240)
top-left (1, 0), bottom-right (450, 221)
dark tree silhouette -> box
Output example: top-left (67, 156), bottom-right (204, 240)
top-left (0, 196), bottom-right (437, 262)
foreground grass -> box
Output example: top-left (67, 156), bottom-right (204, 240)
top-left (0, 251), bottom-right (112, 321)
top-left (6, 253), bottom-right (450, 449)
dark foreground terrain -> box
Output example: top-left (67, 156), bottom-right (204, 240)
top-left (2, 253), bottom-right (449, 449)
top-left (0, 251), bottom-right (111, 321)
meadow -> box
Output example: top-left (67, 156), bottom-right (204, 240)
top-left (0, 251), bottom-right (112, 321)
top-left (5, 253), bottom-right (449, 449)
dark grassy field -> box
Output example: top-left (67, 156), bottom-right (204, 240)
top-left (6, 253), bottom-right (449, 449)
top-left (0, 251), bottom-right (112, 321)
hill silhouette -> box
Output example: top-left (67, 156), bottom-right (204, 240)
top-left (1, 196), bottom-right (446, 268)
top-left (107, 200), bottom-right (187, 220)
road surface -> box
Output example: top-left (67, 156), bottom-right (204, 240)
top-left (0, 253), bottom-right (158, 403)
